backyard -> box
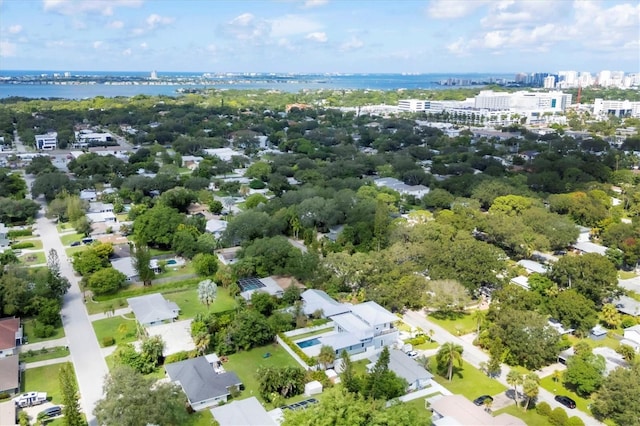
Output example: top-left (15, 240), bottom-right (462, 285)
top-left (427, 311), bottom-right (479, 336)
top-left (92, 315), bottom-right (138, 347)
top-left (493, 404), bottom-right (551, 426)
top-left (19, 346), bottom-right (70, 363)
top-left (59, 232), bottom-right (84, 246)
top-left (18, 251), bottom-right (46, 266)
top-left (428, 357), bottom-right (507, 400)
top-left (23, 318), bottom-right (65, 343)
top-left (164, 286), bottom-right (237, 319)
top-left (224, 344), bottom-right (301, 406)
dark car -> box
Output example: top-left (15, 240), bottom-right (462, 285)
top-left (473, 395), bottom-right (494, 406)
top-left (38, 406), bottom-right (62, 419)
top-left (70, 241), bottom-right (81, 247)
top-left (555, 395), bottom-right (576, 409)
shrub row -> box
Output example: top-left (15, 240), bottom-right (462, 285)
top-left (93, 278), bottom-right (200, 302)
top-left (536, 402), bottom-right (585, 426)
top-left (278, 333), bottom-right (313, 366)
top-left (102, 336), bottom-right (115, 347)
top-left (8, 229), bottom-right (32, 238)
top-left (11, 241), bottom-right (35, 249)
top-left (406, 335), bottom-right (428, 346)
top-left (164, 350), bottom-right (198, 365)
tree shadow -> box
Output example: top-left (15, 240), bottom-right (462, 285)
top-left (431, 310), bottom-right (466, 320)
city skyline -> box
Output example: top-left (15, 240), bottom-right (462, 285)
top-left (0, 0), bottom-right (639, 73)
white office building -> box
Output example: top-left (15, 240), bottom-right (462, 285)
top-left (474, 90), bottom-right (571, 112)
top-left (398, 99), bottom-right (428, 112)
top-left (543, 76), bottom-right (556, 89)
top-left (593, 99), bottom-right (640, 118)
top-left (474, 91), bottom-right (512, 110)
top-left (35, 132), bottom-right (57, 150)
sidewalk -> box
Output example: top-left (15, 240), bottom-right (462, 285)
top-left (24, 356), bottom-right (72, 369)
top-left (88, 307), bottom-right (133, 322)
top-left (19, 337), bottom-right (68, 353)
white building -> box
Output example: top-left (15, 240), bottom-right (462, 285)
top-left (593, 99), bottom-right (640, 118)
top-left (474, 90), bottom-right (571, 113)
top-left (35, 132), bottom-right (57, 150)
top-left (398, 99), bottom-right (428, 113)
top-left (543, 75), bottom-right (556, 89)
top-left (374, 177), bottom-right (430, 198)
top-left (74, 130), bottom-right (114, 145)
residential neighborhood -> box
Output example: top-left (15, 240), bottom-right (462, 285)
top-left (0, 82), bottom-right (640, 426)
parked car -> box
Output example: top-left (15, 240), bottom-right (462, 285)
top-left (38, 406), bottom-right (62, 419)
top-left (70, 241), bottom-right (81, 246)
top-left (473, 395), bottom-right (493, 406)
top-left (81, 238), bottom-right (94, 244)
top-left (555, 395), bottom-right (576, 409)
top-left (406, 350), bottom-right (418, 358)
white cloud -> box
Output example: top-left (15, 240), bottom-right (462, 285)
top-left (427, 0), bottom-right (488, 19)
top-left (140, 42), bottom-right (148, 49)
top-left (305, 32), bottom-right (327, 42)
top-left (269, 15), bottom-right (323, 38)
top-left (0, 40), bottom-right (17, 57)
top-left (304, 0), bottom-right (328, 8)
top-left (340, 36), bottom-right (364, 52)
top-left (206, 44), bottom-right (217, 53)
top-left (46, 40), bottom-right (65, 48)
top-left (108, 20), bottom-right (124, 29)
top-left (93, 40), bottom-right (103, 49)
top-left (222, 13), bottom-right (270, 41)
top-left (122, 48), bottom-right (132, 56)
top-left (146, 13), bottom-right (174, 29)
top-left (8, 25), bottom-right (23, 34)
top-left (43, 0), bottom-right (143, 16)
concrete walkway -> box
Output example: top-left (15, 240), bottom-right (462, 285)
top-left (24, 356), bottom-right (72, 369)
top-left (87, 307), bottom-right (133, 322)
top-left (19, 337), bottom-right (68, 352)
top-left (403, 310), bottom-right (603, 426)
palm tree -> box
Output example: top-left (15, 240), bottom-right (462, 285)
top-left (522, 373), bottom-right (540, 411)
top-left (197, 279), bottom-right (218, 309)
top-left (473, 310), bottom-right (485, 336)
top-left (194, 332), bottom-right (211, 356)
top-left (506, 370), bottom-right (523, 407)
top-left (436, 342), bottom-right (464, 381)
top-left (601, 303), bottom-right (622, 328)
top-left (317, 345), bottom-right (336, 370)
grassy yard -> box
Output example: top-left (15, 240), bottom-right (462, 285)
top-left (225, 344), bottom-right (300, 405)
top-left (540, 374), bottom-right (594, 415)
top-left (414, 340), bottom-right (440, 350)
top-left (402, 394), bottom-right (437, 415)
top-left (149, 247), bottom-right (174, 257)
top-left (60, 232), bottom-right (84, 246)
top-left (165, 286), bottom-right (237, 319)
top-left (13, 238), bottom-right (43, 250)
top-left (428, 311), bottom-right (479, 336)
top-left (155, 263), bottom-right (196, 279)
top-left (65, 245), bottom-right (88, 257)
top-left (493, 404), bottom-right (551, 426)
top-left (23, 318), bottom-right (65, 343)
top-left (428, 357), bottom-right (507, 400)
top-left (22, 363), bottom-right (70, 403)
top-left (56, 223), bottom-right (75, 233)
top-left (184, 410), bottom-right (216, 426)
top-left (618, 270), bottom-right (637, 279)
top-left (19, 346), bottom-right (70, 363)
top-left (18, 251), bottom-right (46, 265)
top-left (92, 315), bottom-right (138, 347)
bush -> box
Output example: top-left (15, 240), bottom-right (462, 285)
top-left (0, 392), bottom-right (10, 401)
top-left (165, 350), bottom-right (195, 364)
top-left (406, 335), bottom-right (427, 346)
top-left (102, 336), bottom-right (115, 347)
top-left (535, 401), bottom-right (552, 417)
top-left (10, 241), bottom-right (34, 249)
top-left (249, 179), bottom-right (266, 189)
top-left (620, 316), bottom-right (637, 328)
top-left (8, 229), bottom-right (32, 238)
top-left (278, 333), bottom-right (313, 366)
top-left (549, 407), bottom-right (569, 426)
top-left (33, 323), bottom-right (55, 338)
top-left (566, 417), bottom-right (585, 426)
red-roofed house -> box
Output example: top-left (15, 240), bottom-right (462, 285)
top-left (0, 318), bottom-right (23, 358)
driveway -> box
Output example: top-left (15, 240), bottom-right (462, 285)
top-left (403, 310), bottom-right (603, 426)
top-left (35, 204), bottom-right (108, 425)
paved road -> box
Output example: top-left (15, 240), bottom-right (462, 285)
top-left (403, 310), bottom-right (603, 426)
top-left (35, 204), bottom-right (108, 425)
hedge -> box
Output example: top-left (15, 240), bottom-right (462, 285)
top-left (102, 337), bottom-right (115, 347)
top-left (8, 229), bottom-right (32, 238)
top-left (279, 333), bottom-right (313, 366)
top-left (11, 241), bottom-right (35, 249)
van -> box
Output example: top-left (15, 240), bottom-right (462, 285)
top-left (39, 406), bottom-right (62, 419)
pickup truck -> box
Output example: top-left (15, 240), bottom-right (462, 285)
top-left (14, 392), bottom-right (48, 407)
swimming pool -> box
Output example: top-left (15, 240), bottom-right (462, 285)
top-left (297, 338), bottom-right (321, 349)
top-left (166, 259), bottom-right (177, 265)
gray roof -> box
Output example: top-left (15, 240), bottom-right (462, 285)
top-left (573, 241), bottom-right (608, 256)
top-left (127, 293), bottom-right (179, 325)
top-left (211, 397), bottom-right (276, 426)
top-left (351, 301), bottom-right (397, 326)
top-left (301, 289), bottom-right (351, 317)
top-left (165, 357), bottom-right (242, 404)
top-left (111, 257), bottom-right (137, 279)
top-left (516, 259), bottom-right (547, 274)
top-left (370, 349), bottom-right (433, 384)
top-left (0, 355), bottom-right (19, 392)
top-left (614, 295), bottom-right (640, 317)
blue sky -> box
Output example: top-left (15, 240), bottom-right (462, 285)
top-left (0, 0), bottom-right (638, 73)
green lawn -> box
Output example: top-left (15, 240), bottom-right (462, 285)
top-left (65, 245), bottom-right (88, 257)
top-left (428, 311), bottom-right (479, 336)
top-left (618, 270), bottom-right (637, 279)
top-left (165, 287), bottom-right (237, 319)
top-left (92, 315), bottom-right (138, 347)
top-left (56, 223), bottom-right (75, 233)
top-left (402, 394), bottom-right (437, 415)
top-left (155, 263), bottom-right (196, 279)
top-left (428, 357), bottom-right (507, 400)
top-left (22, 363), bottom-right (70, 403)
top-left (184, 410), bottom-right (216, 426)
top-left (23, 318), bottom-right (65, 343)
top-left (414, 340), bottom-right (440, 350)
top-left (540, 375), bottom-right (593, 414)
top-left (493, 404), bottom-right (551, 426)
top-left (18, 251), bottom-right (46, 265)
top-left (19, 346), bottom-right (70, 363)
top-left (224, 344), bottom-right (300, 405)
top-left (13, 238), bottom-right (43, 250)
top-left (149, 247), bottom-right (174, 257)
top-left (60, 232), bottom-right (84, 246)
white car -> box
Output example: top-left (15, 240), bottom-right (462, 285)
top-left (407, 350), bottom-right (418, 358)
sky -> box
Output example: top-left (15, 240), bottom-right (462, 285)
top-left (0, 0), bottom-right (638, 74)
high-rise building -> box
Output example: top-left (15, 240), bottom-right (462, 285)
top-left (598, 70), bottom-right (612, 87)
top-left (150, 70), bottom-right (158, 80)
top-left (543, 76), bottom-right (556, 89)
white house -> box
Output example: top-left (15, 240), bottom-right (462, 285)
top-left (127, 293), bottom-right (180, 326)
top-left (622, 325), bottom-right (640, 352)
top-left (205, 219), bottom-right (228, 238)
top-left (374, 177), bottom-right (430, 199)
top-left (35, 132), bottom-right (57, 150)
top-left (0, 223), bottom-right (9, 253)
